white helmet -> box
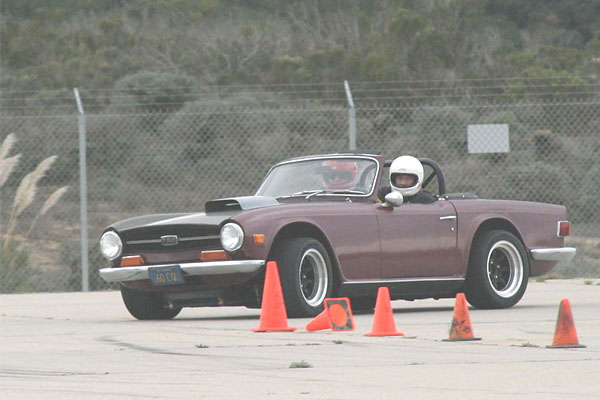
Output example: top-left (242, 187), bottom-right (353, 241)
top-left (389, 155), bottom-right (424, 197)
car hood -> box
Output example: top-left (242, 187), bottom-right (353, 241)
top-left (108, 196), bottom-right (280, 232)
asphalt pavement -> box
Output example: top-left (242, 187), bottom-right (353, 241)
top-left (1, 279), bottom-right (599, 399)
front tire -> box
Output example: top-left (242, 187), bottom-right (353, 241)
top-left (465, 230), bottom-right (529, 309)
top-left (120, 286), bottom-right (181, 320)
top-left (272, 237), bottom-right (334, 318)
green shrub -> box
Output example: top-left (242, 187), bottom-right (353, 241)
top-left (112, 71), bottom-right (197, 114)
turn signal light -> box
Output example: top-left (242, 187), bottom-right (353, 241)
top-left (557, 221), bottom-right (572, 237)
top-left (120, 255), bottom-right (145, 267)
top-left (201, 250), bottom-right (230, 261)
top-left (253, 234), bottom-right (265, 245)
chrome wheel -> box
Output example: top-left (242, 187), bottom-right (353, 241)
top-left (486, 240), bottom-right (524, 298)
top-left (275, 237), bottom-right (334, 317)
top-left (466, 230), bottom-right (529, 309)
top-left (298, 248), bottom-right (329, 307)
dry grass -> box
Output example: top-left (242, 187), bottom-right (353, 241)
top-left (39, 186), bottom-right (69, 216)
top-left (0, 133), bottom-right (20, 188)
top-left (0, 154), bottom-right (21, 187)
top-left (1, 134), bottom-right (67, 262)
top-left (4, 155), bottom-right (58, 243)
top-left (20, 186), bottom-right (69, 250)
top-left (0, 133), bottom-right (17, 161)
top-left (559, 236), bottom-right (600, 278)
top-left (14, 156), bottom-right (57, 217)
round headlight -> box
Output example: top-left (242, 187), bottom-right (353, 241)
top-left (100, 231), bottom-right (123, 260)
top-left (220, 223), bottom-right (244, 252)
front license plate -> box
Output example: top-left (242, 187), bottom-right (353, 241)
top-left (148, 265), bottom-right (185, 286)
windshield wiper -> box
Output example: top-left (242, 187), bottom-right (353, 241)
top-left (278, 189), bottom-right (366, 200)
top-left (278, 190), bottom-right (324, 199)
top-left (306, 190), bottom-right (326, 200)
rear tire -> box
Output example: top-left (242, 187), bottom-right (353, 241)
top-left (120, 286), bottom-right (181, 320)
top-left (465, 230), bottom-right (529, 309)
top-left (271, 237), bottom-right (334, 318)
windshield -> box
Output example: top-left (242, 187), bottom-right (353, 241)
top-left (256, 157), bottom-right (378, 198)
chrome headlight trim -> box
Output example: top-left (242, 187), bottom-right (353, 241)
top-left (220, 223), bottom-right (244, 252)
top-left (100, 231), bottom-right (123, 261)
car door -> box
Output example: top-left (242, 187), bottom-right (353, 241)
top-left (308, 201), bottom-right (382, 281)
top-left (375, 200), bottom-right (458, 279)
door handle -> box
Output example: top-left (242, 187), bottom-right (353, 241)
top-left (439, 215), bottom-right (456, 221)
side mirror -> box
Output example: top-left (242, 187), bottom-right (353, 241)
top-left (384, 191), bottom-right (404, 207)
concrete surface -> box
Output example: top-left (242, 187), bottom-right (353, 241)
top-left (1, 279), bottom-right (599, 399)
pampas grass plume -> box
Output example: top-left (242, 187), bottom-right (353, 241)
top-left (40, 186), bottom-right (69, 216)
top-left (21, 186), bottom-right (70, 243)
top-left (0, 133), bottom-right (17, 161)
top-left (0, 134), bottom-right (21, 188)
top-left (12, 155), bottom-right (57, 218)
top-left (0, 154), bottom-right (21, 188)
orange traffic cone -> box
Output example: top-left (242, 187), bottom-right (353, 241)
top-left (306, 309), bottom-right (331, 331)
top-left (306, 298), bottom-right (355, 332)
top-left (326, 298), bottom-right (355, 331)
top-left (365, 287), bottom-right (404, 337)
top-left (252, 261), bottom-right (297, 332)
top-left (546, 299), bottom-right (586, 348)
top-left (443, 293), bottom-right (481, 341)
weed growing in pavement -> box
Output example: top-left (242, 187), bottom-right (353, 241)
top-left (195, 344), bottom-right (209, 349)
top-left (516, 342), bottom-right (540, 348)
top-left (289, 360), bottom-right (312, 369)
top-left (534, 275), bottom-right (559, 282)
top-left (333, 340), bottom-right (343, 344)
top-left (583, 280), bottom-right (593, 285)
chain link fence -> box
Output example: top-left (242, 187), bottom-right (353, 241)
top-left (1, 88), bottom-right (599, 293)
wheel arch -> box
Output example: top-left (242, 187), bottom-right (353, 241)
top-left (464, 219), bottom-right (530, 309)
top-left (267, 222), bottom-right (341, 291)
top-left (468, 218), bottom-right (525, 262)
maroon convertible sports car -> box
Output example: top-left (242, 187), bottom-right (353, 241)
top-left (99, 153), bottom-right (576, 319)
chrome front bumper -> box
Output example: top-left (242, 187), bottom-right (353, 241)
top-left (99, 260), bottom-right (265, 283)
top-left (530, 247), bottom-right (576, 262)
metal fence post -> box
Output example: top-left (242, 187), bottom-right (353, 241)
top-left (74, 88), bottom-right (89, 292)
top-left (344, 80), bottom-right (356, 151)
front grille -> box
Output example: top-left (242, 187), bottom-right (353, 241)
top-left (122, 225), bottom-right (221, 253)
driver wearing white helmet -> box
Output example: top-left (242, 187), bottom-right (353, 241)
top-left (378, 155), bottom-right (437, 204)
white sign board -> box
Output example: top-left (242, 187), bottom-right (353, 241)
top-left (467, 124), bottom-right (510, 153)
